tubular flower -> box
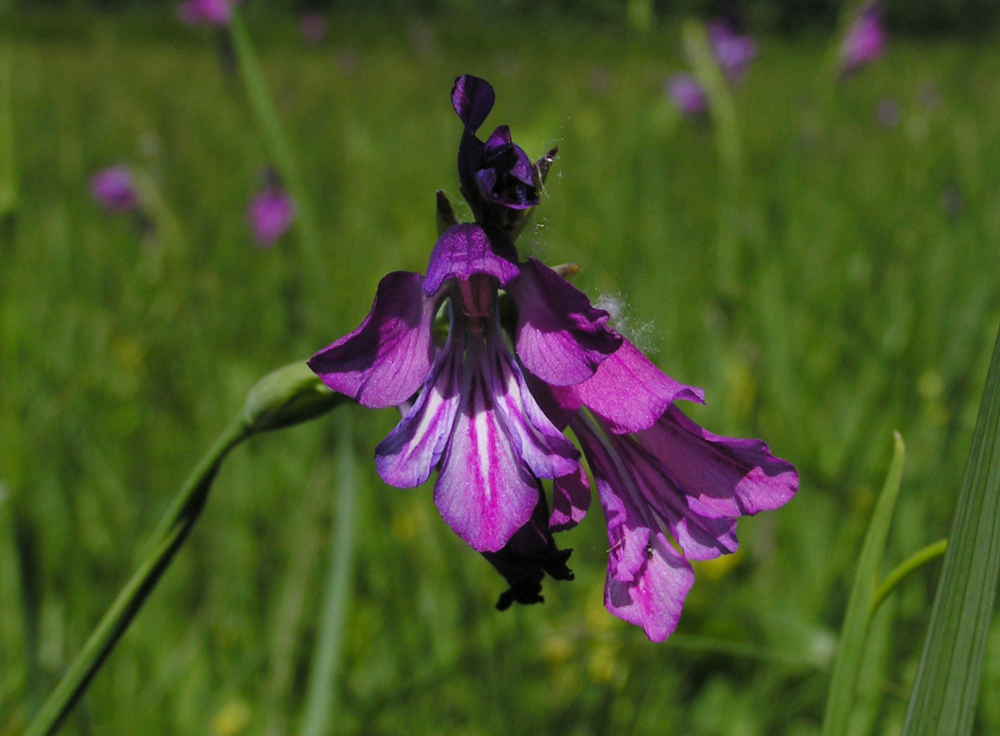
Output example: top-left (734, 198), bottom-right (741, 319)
top-left (308, 75), bottom-right (798, 636)
top-left (840, 4), bottom-right (884, 76)
top-left (532, 341), bottom-right (798, 641)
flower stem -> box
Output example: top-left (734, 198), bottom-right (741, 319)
top-left (24, 419), bottom-right (251, 736)
top-left (299, 411), bottom-right (358, 736)
top-left (870, 539), bottom-right (948, 617)
top-left (228, 10), bottom-right (328, 294)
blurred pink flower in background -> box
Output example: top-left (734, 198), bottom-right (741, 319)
top-left (178, 0), bottom-right (239, 27)
top-left (708, 20), bottom-right (757, 84)
top-left (840, 4), bottom-right (884, 75)
top-left (91, 166), bottom-right (138, 213)
top-left (667, 73), bottom-right (708, 118)
top-left (247, 185), bottom-right (295, 247)
top-left (300, 13), bottom-right (327, 44)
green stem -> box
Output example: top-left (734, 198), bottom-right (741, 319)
top-left (299, 412), bottom-right (357, 736)
top-left (24, 420), bottom-right (251, 736)
top-left (228, 11), bottom-right (328, 293)
top-left (871, 539), bottom-right (948, 617)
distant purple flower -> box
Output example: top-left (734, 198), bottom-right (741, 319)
top-left (247, 186), bottom-right (295, 247)
top-left (91, 166), bottom-right (138, 213)
top-left (840, 4), bottom-right (884, 75)
top-left (667, 74), bottom-right (708, 118)
top-left (308, 75), bottom-right (797, 637)
top-left (453, 74), bottom-right (540, 233)
top-left (708, 21), bottom-right (757, 84)
top-left (178, 0), bottom-right (239, 26)
top-left (300, 14), bottom-right (327, 44)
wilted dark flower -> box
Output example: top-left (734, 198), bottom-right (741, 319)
top-left (309, 75), bottom-right (797, 637)
top-left (247, 183), bottom-right (295, 247)
top-left (708, 20), bottom-right (757, 84)
top-left (667, 73), bottom-right (708, 118)
top-left (840, 4), bottom-right (884, 75)
top-left (179, 0), bottom-right (239, 26)
top-left (91, 166), bottom-right (138, 213)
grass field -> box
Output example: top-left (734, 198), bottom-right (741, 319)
top-left (3, 9), bottom-right (1000, 735)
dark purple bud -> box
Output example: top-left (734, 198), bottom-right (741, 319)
top-left (91, 166), bottom-right (138, 213)
top-left (451, 75), bottom-right (496, 133)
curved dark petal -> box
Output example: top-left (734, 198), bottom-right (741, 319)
top-left (475, 168), bottom-right (498, 203)
top-left (550, 462), bottom-right (591, 533)
top-left (509, 143), bottom-right (535, 187)
top-left (483, 124), bottom-right (513, 155)
top-left (433, 332), bottom-right (539, 552)
top-left (508, 259), bottom-right (623, 387)
top-left (374, 329), bottom-right (464, 488)
top-left (451, 75), bottom-right (495, 133)
top-left (635, 404), bottom-right (798, 519)
top-left (549, 339), bottom-right (704, 433)
top-left (424, 224), bottom-right (521, 296)
top-left (308, 271), bottom-right (436, 409)
top-left (482, 488), bottom-right (574, 611)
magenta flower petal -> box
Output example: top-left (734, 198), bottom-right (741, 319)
top-left (484, 319), bottom-right (580, 480)
top-left (550, 463), bottom-right (591, 532)
top-left (548, 339), bottom-right (704, 433)
top-left (637, 404), bottom-right (798, 519)
top-left (424, 223), bottom-right (520, 295)
top-left (91, 166), bottom-right (138, 213)
top-left (508, 258), bottom-right (623, 387)
top-left (308, 271), bottom-right (437, 409)
top-left (605, 531), bottom-right (695, 643)
top-left (452, 74), bottom-right (496, 133)
top-left (433, 331), bottom-right (541, 552)
top-left (375, 330), bottom-right (464, 488)
top-left (841, 5), bottom-right (884, 74)
top-left (708, 21), bottom-right (757, 84)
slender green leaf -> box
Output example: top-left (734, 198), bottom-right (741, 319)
top-left (0, 47), bottom-right (16, 220)
top-left (871, 539), bottom-right (947, 617)
top-left (902, 326), bottom-right (1000, 736)
top-left (820, 431), bottom-right (905, 736)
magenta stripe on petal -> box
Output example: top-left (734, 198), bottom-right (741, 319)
top-left (433, 332), bottom-right (539, 552)
top-left (508, 259), bottom-right (622, 387)
top-left (307, 271), bottom-right (437, 409)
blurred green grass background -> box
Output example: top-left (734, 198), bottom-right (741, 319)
top-left (3, 9), bottom-right (1000, 736)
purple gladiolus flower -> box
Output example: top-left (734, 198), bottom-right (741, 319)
top-left (91, 166), bottom-right (138, 213)
top-left (667, 74), bottom-right (708, 118)
top-left (708, 21), bottom-right (757, 84)
top-left (179, 0), bottom-right (239, 26)
top-left (308, 75), bottom-right (798, 636)
top-left (248, 185), bottom-right (295, 247)
top-left (840, 4), bottom-right (884, 75)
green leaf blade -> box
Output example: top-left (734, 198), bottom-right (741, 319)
top-left (821, 431), bottom-right (905, 736)
top-left (902, 327), bottom-right (1000, 736)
